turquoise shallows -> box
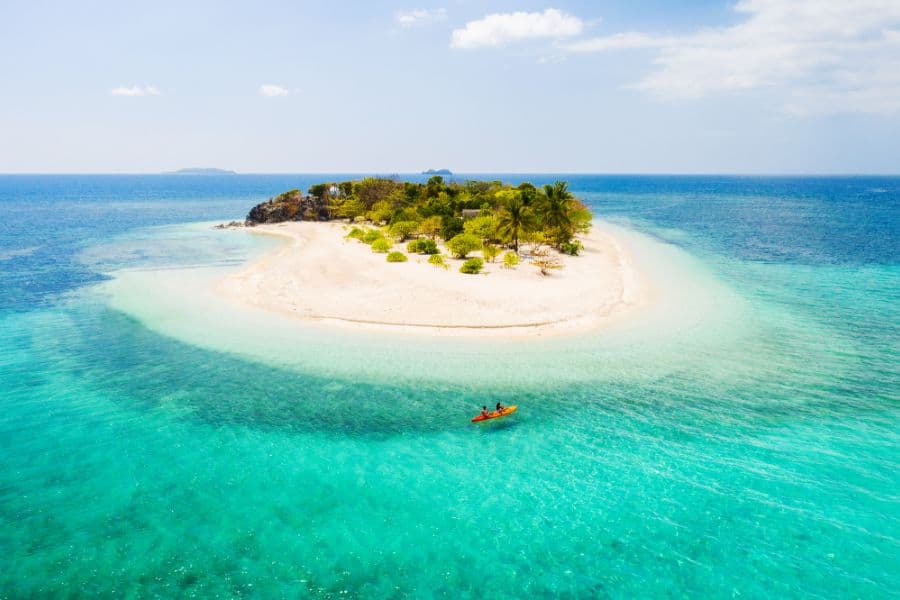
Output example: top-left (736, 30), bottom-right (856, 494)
top-left (0, 175), bottom-right (897, 597)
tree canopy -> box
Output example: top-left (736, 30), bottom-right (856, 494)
top-left (247, 177), bottom-right (592, 252)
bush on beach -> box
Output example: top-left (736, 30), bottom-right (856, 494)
top-left (371, 238), bottom-right (392, 253)
top-left (502, 251), bottom-right (519, 269)
top-left (460, 257), bottom-right (484, 274)
top-left (428, 254), bottom-right (449, 269)
top-left (386, 251), bottom-right (408, 262)
top-left (447, 233), bottom-right (482, 259)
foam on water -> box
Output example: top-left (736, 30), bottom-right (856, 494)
top-left (95, 222), bottom-right (777, 391)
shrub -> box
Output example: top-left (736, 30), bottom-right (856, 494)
top-left (447, 233), bottom-right (482, 258)
top-left (386, 251), bottom-right (408, 262)
top-left (440, 216), bottom-right (464, 241)
top-left (463, 215), bottom-right (497, 240)
top-left (389, 220), bottom-right (419, 241)
top-left (482, 243), bottom-right (500, 263)
top-left (371, 238), bottom-right (392, 253)
top-left (428, 253), bottom-right (448, 270)
top-left (416, 238), bottom-right (438, 255)
top-left (362, 229), bottom-right (384, 244)
top-left (502, 251), bottom-right (519, 269)
top-left (460, 257), bottom-right (484, 274)
top-left (366, 201), bottom-right (393, 224)
top-left (407, 239), bottom-right (422, 253)
top-left (560, 240), bottom-right (583, 256)
top-left (346, 227), bottom-right (365, 241)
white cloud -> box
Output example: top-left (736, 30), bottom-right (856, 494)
top-left (110, 85), bottom-right (160, 97)
top-left (564, 32), bottom-right (674, 53)
top-left (563, 0), bottom-right (900, 115)
top-left (396, 8), bottom-right (447, 27)
top-left (451, 8), bottom-right (583, 49)
top-left (259, 84), bottom-right (289, 97)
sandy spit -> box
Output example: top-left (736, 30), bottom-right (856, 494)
top-left (216, 222), bottom-right (647, 337)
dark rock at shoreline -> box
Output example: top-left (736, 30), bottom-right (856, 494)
top-left (245, 189), bottom-right (330, 224)
top-left (214, 221), bottom-right (244, 229)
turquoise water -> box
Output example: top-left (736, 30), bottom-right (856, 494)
top-left (1, 175), bottom-right (898, 597)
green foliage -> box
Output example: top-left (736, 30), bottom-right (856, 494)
top-left (495, 190), bottom-right (536, 252)
top-left (357, 178), bottom-right (399, 209)
top-left (502, 251), bottom-right (520, 269)
top-left (460, 257), bottom-right (484, 274)
top-left (346, 227), bottom-right (365, 241)
top-left (366, 201), bottom-right (393, 224)
top-left (428, 253), bottom-right (449, 269)
top-left (389, 220), bottom-right (419, 241)
top-left (362, 229), bottom-right (385, 244)
top-left (338, 198), bottom-right (366, 220)
top-left (390, 208), bottom-right (419, 225)
top-left (463, 215), bottom-right (497, 241)
top-left (560, 239), bottom-right (583, 256)
top-left (416, 238), bottom-right (438, 254)
top-left (386, 251), bottom-right (408, 263)
top-left (440, 216), bottom-right (464, 241)
top-left (308, 183), bottom-right (329, 199)
top-left (419, 215), bottom-right (443, 239)
top-left (371, 238), bottom-right (392, 253)
top-left (256, 177), bottom-right (594, 254)
top-left (447, 233), bottom-right (482, 258)
top-left (482, 243), bottom-right (500, 263)
top-left (406, 239), bottom-right (421, 253)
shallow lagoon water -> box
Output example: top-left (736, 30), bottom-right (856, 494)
top-left (1, 175), bottom-right (898, 597)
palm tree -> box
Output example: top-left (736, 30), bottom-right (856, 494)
top-left (540, 181), bottom-right (575, 245)
top-left (495, 191), bottom-right (535, 253)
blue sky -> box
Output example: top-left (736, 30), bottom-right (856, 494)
top-left (1, 0), bottom-right (899, 173)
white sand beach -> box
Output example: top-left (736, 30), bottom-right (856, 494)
top-left (215, 222), bottom-right (647, 337)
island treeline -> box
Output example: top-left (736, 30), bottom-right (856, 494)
top-left (246, 177), bottom-right (592, 257)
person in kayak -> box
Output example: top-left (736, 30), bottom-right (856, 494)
top-left (480, 406), bottom-right (489, 418)
top-left (495, 402), bottom-right (505, 412)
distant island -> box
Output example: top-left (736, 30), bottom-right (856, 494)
top-left (422, 169), bottom-right (452, 175)
top-left (167, 168), bottom-right (237, 175)
top-left (216, 176), bottom-right (641, 336)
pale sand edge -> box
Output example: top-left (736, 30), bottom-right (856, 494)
top-left (214, 221), bottom-right (650, 338)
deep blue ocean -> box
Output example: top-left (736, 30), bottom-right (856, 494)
top-left (1, 175), bottom-right (898, 597)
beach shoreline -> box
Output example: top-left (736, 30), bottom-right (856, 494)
top-left (214, 221), bottom-right (648, 337)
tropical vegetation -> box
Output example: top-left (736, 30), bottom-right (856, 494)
top-left (248, 176), bottom-right (592, 256)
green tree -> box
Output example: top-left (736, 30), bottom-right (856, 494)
top-left (389, 220), bottom-right (419, 241)
top-left (495, 190), bottom-right (536, 253)
top-left (440, 216), bottom-right (464, 241)
top-left (419, 215), bottom-right (443, 239)
top-left (338, 198), bottom-right (366, 220)
top-left (367, 201), bottom-right (393, 224)
top-left (540, 181), bottom-right (576, 246)
top-left (463, 215), bottom-right (497, 241)
top-left (447, 233), bottom-right (482, 258)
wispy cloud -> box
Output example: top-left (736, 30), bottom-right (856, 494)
top-left (562, 0), bottom-right (900, 115)
top-left (110, 85), bottom-right (160, 97)
top-left (451, 8), bottom-right (583, 49)
top-left (259, 84), bottom-right (290, 97)
top-left (396, 8), bottom-right (447, 27)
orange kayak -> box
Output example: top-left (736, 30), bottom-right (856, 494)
top-left (471, 405), bottom-right (518, 423)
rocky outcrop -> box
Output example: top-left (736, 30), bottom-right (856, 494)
top-left (244, 190), bottom-right (333, 225)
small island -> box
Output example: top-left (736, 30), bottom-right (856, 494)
top-left (421, 168), bottom-right (452, 175)
top-left (218, 176), bottom-right (643, 335)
